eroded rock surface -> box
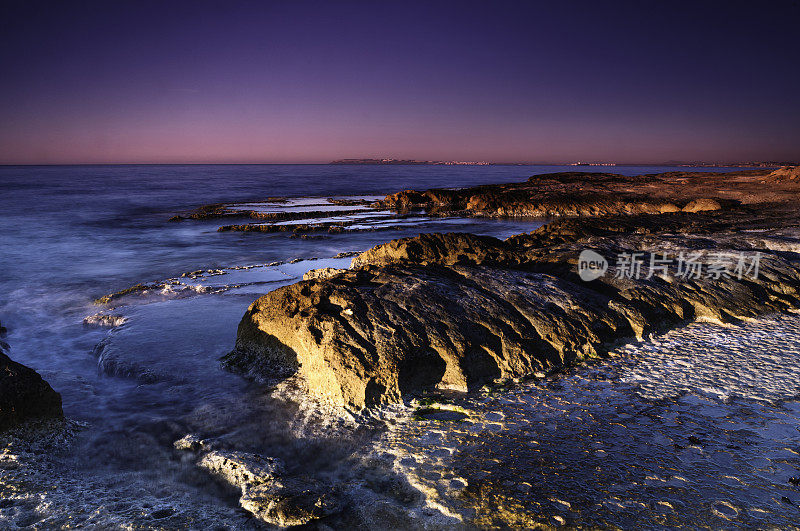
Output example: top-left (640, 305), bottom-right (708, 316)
top-left (226, 202), bottom-right (800, 409)
top-left (185, 446), bottom-right (342, 526)
top-left (303, 267), bottom-right (349, 282)
top-left (0, 322), bottom-right (63, 431)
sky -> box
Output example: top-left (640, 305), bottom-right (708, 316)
top-left (1, 0), bottom-right (799, 165)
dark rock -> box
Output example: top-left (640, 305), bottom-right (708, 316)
top-left (415, 407), bottom-right (469, 422)
top-left (0, 323), bottom-right (63, 431)
top-left (179, 203), bottom-right (372, 224)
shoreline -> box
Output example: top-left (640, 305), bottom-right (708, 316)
top-left (226, 166), bottom-right (800, 410)
top-left (3, 165), bottom-right (800, 527)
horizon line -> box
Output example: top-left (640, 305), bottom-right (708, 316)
top-left (0, 161), bottom-right (790, 168)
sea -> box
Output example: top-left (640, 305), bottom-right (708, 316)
top-left (2, 164), bottom-right (796, 528)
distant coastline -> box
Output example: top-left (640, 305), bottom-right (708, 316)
top-left (329, 158), bottom-right (790, 167)
top-left (329, 158), bottom-right (491, 166)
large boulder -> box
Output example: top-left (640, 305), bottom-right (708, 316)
top-left (0, 323), bottom-right (63, 430)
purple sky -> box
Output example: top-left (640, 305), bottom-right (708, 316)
top-left (1, 1), bottom-right (799, 164)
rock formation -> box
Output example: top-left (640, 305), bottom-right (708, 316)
top-left (379, 168), bottom-right (799, 217)
top-left (765, 165), bottom-right (800, 183)
top-left (224, 169), bottom-right (800, 409)
top-left (174, 437), bottom-right (342, 526)
top-left (0, 321), bottom-right (63, 430)
top-left (226, 206), bottom-right (800, 409)
top-left (178, 169), bottom-right (800, 234)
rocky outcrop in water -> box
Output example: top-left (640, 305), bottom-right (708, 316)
top-left (175, 437), bottom-right (342, 526)
top-left (225, 201), bottom-right (800, 409)
top-left (173, 168), bottom-right (800, 236)
top-left (83, 313), bottom-right (128, 328)
top-left (303, 267), bottom-right (348, 282)
top-left (0, 322), bottom-right (63, 431)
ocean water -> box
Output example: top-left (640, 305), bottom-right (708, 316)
top-left (0, 163), bottom-right (775, 528)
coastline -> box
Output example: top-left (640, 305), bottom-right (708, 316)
top-left (226, 167), bottom-right (800, 410)
top-left (3, 165), bottom-right (800, 527)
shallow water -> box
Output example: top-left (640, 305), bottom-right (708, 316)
top-left (0, 164), bottom-right (769, 527)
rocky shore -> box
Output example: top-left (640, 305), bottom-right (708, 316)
top-left (169, 167), bottom-right (800, 236)
top-left (225, 167), bottom-right (800, 409)
top-left (4, 167), bottom-right (800, 528)
top-left (378, 167), bottom-right (797, 217)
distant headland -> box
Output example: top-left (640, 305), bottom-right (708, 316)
top-left (329, 158), bottom-right (792, 167)
top-left (330, 158), bottom-right (490, 165)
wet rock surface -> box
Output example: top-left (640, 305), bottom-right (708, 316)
top-left (375, 314), bottom-right (800, 528)
top-left (82, 313), bottom-right (128, 328)
top-left (173, 168), bottom-right (800, 235)
top-left (189, 447), bottom-right (343, 526)
top-left (171, 194), bottom-right (465, 235)
top-left (0, 322), bottom-right (63, 431)
top-left (0, 420), bottom-right (259, 529)
top-left (174, 193), bottom-right (543, 235)
top-left (228, 205), bottom-right (800, 409)
top-left (5, 313), bottom-right (800, 528)
top-left (170, 195), bottom-right (382, 223)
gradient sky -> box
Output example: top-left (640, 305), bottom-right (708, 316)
top-left (1, 0), bottom-right (799, 164)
